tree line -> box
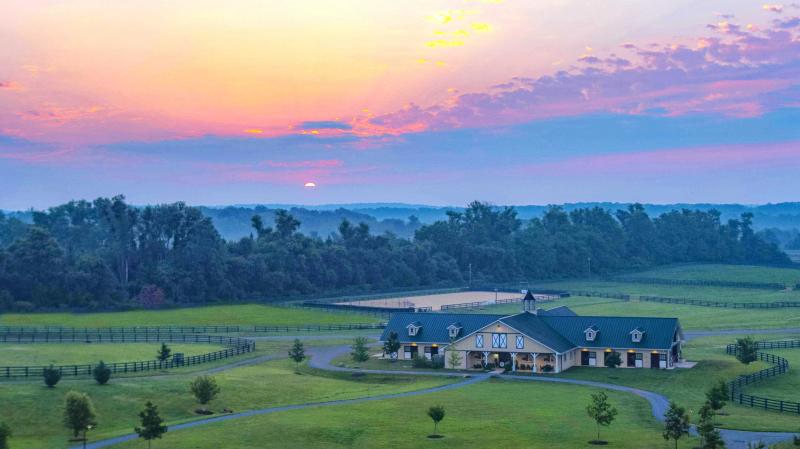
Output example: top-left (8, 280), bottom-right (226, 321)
top-left (0, 197), bottom-right (789, 311)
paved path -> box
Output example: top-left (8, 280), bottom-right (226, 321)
top-left (68, 330), bottom-right (800, 449)
top-left (685, 328), bottom-right (800, 340)
top-left (307, 344), bottom-right (798, 449)
top-left (70, 372), bottom-right (489, 449)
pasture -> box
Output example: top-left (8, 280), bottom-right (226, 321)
top-left (0, 342), bottom-right (224, 366)
top-left (0, 304), bottom-right (380, 328)
top-left (111, 380), bottom-right (685, 449)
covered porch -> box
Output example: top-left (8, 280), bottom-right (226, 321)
top-left (466, 350), bottom-right (559, 373)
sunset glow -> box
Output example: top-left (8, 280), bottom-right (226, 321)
top-left (1, 0), bottom-right (799, 207)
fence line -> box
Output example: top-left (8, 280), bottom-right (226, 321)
top-left (0, 322), bottom-right (386, 335)
top-left (0, 330), bottom-right (256, 379)
top-left (725, 340), bottom-right (800, 414)
top-left (612, 276), bottom-right (786, 290)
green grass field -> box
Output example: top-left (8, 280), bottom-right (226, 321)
top-left (0, 304), bottom-right (379, 328)
top-left (0, 343), bottom-right (224, 366)
top-left (110, 379), bottom-right (695, 449)
top-left (619, 263), bottom-right (800, 285)
top-left (0, 358), bottom-right (455, 449)
top-left (534, 279), bottom-right (800, 303)
top-left (739, 348), bottom-right (800, 403)
top-left (554, 333), bottom-right (800, 432)
top-left (478, 296), bottom-right (800, 331)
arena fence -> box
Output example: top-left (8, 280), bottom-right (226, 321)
top-left (0, 329), bottom-right (256, 379)
top-left (725, 340), bottom-right (800, 414)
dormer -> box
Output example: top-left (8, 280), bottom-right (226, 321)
top-left (447, 322), bottom-right (463, 339)
top-left (630, 328), bottom-right (645, 343)
top-left (406, 321), bottom-right (422, 337)
top-left (583, 325), bottom-right (599, 342)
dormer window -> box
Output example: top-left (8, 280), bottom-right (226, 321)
top-left (630, 328), bottom-right (645, 343)
top-left (447, 323), bottom-right (462, 339)
top-left (584, 325), bottom-right (599, 342)
top-left (407, 322), bottom-right (422, 337)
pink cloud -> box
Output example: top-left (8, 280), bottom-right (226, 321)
top-left (518, 141), bottom-right (800, 176)
top-left (264, 159), bottom-right (343, 168)
top-left (363, 11), bottom-right (800, 134)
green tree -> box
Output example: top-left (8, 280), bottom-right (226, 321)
top-left (43, 365), bottom-right (62, 388)
top-left (447, 350), bottom-right (463, 369)
top-left (427, 405), bottom-right (445, 436)
top-left (0, 422), bottom-right (11, 449)
top-left (586, 391), bottom-right (618, 442)
top-left (189, 376), bottom-right (220, 413)
top-left (92, 361), bottom-right (111, 385)
top-left (697, 403), bottom-right (725, 449)
top-left (350, 337), bottom-right (370, 363)
top-left (288, 338), bottom-right (306, 370)
top-left (735, 337), bottom-right (758, 365)
top-left (135, 401), bottom-right (168, 449)
top-left (705, 380), bottom-right (728, 414)
top-left (383, 332), bottom-right (401, 361)
top-left (156, 343), bottom-right (171, 362)
top-left (603, 351), bottom-right (622, 368)
top-left (746, 442), bottom-right (766, 449)
top-left (63, 391), bottom-right (97, 440)
top-left (662, 401), bottom-right (690, 449)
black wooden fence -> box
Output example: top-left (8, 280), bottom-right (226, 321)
top-left (637, 295), bottom-right (800, 309)
top-left (0, 330), bottom-right (256, 379)
top-left (612, 276), bottom-right (786, 290)
top-left (0, 322), bottom-right (386, 336)
top-left (725, 340), bottom-right (800, 414)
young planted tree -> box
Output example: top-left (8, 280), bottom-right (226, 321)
top-left (383, 331), bottom-right (401, 361)
top-left (63, 391), bottom-right (97, 441)
top-left (662, 401), bottom-right (690, 449)
top-left (351, 337), bottom-right (370, 363)
top-left (135, 401), bottom-right (168, 449)
top-left (447, 350), bottom-right (463, 369)
top-left (603, 351), bottom-right (622, 368)
top-left (746, 442), bottom-right (766, 449)
top-left (156, 343), bottom-right (171, 362)
top-left (735, 337), bottom-right (758, 365)
top-left (189, 375), bottom-right (220, 413)
top-left (697, 403), bottom-right (725, 449)
top-left (427, 405), bottom-right (446, 436)
top-left (0, 422), bottom-right (11, 449)
top-left (705, 380), bottom-right (729, 415)
top-left (288, 338), bottom-right (306, 371)
top-left (92, 361), bottom-right (112, 385)
top-left (43, 365), bottom-right (62, 388)
top-left (586, 391), bottom-right (618, 443)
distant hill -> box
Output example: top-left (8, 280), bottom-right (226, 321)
top-left (8, 202), bottom-right (800, 242)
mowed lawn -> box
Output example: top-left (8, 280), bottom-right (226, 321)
top-left (619, 263), bottom-right (800, 285)
top-left (554, 333), bottom-right (800, 432)
top-left (0, 304), bottom-right (380, 328)
top-left (480, 296), bottom-right (800, 331)
top-left (0, 358), bottom-right (455, 449)
top-left (113, 380), bottom-right (692, 449)
top-left (534, 280), bottom-right (800, 304)
top-left (0, 343), bottom-right (224, 366)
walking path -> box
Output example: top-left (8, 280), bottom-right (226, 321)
top-left (68, 328), bottom-right (800, 449)
top-left (70, 371), bottom-right (490, 449)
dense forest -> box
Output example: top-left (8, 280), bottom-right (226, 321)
top-left (0, 196), bottom-right (790, 311)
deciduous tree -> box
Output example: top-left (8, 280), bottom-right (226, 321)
top-left (135, 401), bottom-right (168, 448)
top-left (662, 401), bottom-right (690, 449)
top-left (586, 391), bottom-right (617, 443)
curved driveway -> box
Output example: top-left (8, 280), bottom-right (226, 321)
top-left (69, 328), bottom-right (800, 449)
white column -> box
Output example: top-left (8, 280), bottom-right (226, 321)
top-left (511, 352), bottom-right (517, 372)
top-left (556, 353), bottom-right (562, 373)
top-left (482, 351), bottom-right (489, 367)
top-left (530, 352), bottom-right (537, 373)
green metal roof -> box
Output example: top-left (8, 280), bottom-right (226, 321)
top-left (380, 312), bottom-right (503, 343)
top-left (382, 308), bottom-right (680, 352)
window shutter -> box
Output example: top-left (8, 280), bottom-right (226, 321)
top-left (515, 336), bottom-right (524, 349)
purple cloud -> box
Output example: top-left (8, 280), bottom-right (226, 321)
top-left (364, 12), bottom-right (800, 134)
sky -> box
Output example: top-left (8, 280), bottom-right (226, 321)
top-left (1, 0), bottom-right (800, 209)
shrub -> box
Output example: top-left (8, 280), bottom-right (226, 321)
top-left (412, 355), bottom-right (431, 369)
top-left (430, 355), bottom-right (445, 369)
top-left (43, 365), bottom-right (62, 388)
top-left (189, 375), bottom-right (220, 413)
top-left (541, 364), bottom-right (554, 373)
top-left (93, 361), bottom-right (112, 385)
